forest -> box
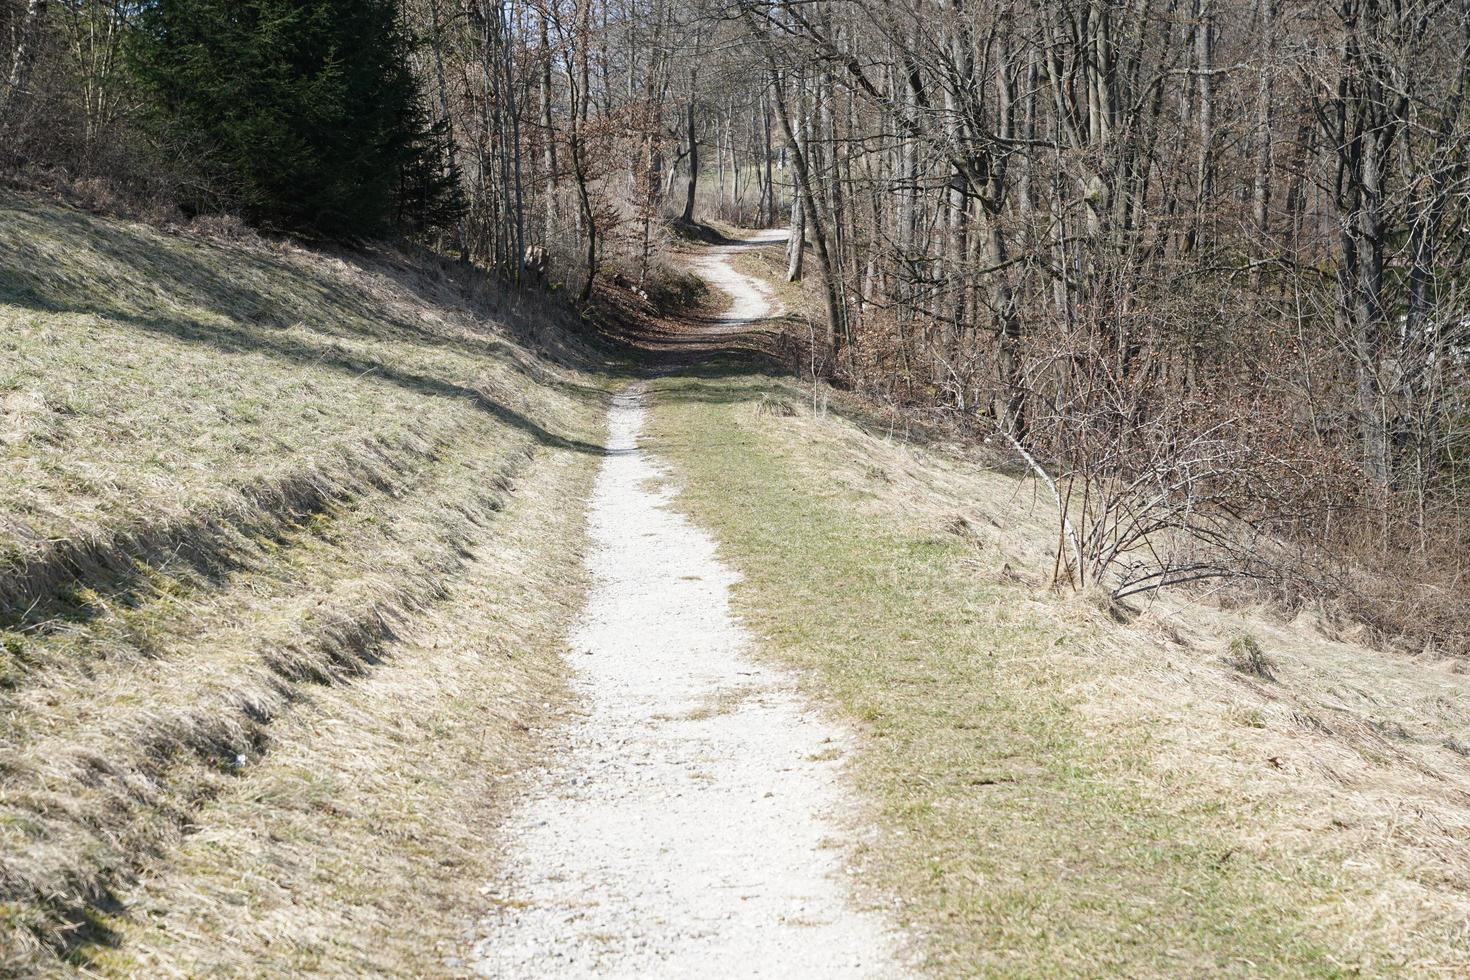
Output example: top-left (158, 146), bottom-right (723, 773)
top-left (6, 1), bottom-right (1470, 975)
top-left (4, 0), bottom-right (1468, 640)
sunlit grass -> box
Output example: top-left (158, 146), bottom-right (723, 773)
top-left (648, 363), bottom-right (1361, 977)
top-left (0, 192), bottom-right (612, 974)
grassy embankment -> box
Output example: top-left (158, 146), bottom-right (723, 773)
top-left (7, 198), bottom-right (1469, 976)
top-left (0, 194), bottom-right (617, 975)
top-left (646, 347), bottom-right (1470, 974)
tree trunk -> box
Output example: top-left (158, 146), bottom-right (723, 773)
top-left (769, 69), bottom-right (840, 363)
top-left (761, 92), bottom-right (775, 225)
top-left (1250, 0), bottom-right (1274, 251)
top-left (1, 0), bottom-right (48, 140)
top-left (787, 185), bottom-right (806, 282)
top-left (1192, 0), bottom-right (1215, 252)
top-left (428, 0), bottom-right (467, 259)
top-left (680, 92), bottom-right (698, 222)
top-left (539, 10), bottom-right (558, 243)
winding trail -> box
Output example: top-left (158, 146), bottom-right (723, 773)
top-left (470, 235), bottom-right (906, 977)
top-left (686, 229), bottom-right (788, 329)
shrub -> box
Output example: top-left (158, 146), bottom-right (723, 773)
top-left (1227, 632), bottom-right (1277, 681)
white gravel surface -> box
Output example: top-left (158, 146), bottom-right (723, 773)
top-left (686, 229), bottom-right (787, 329)
top-left (469, 237), bottom-right (908, 978)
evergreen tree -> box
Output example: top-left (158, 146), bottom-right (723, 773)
top-left (127, 0), bottom-right (462, 238)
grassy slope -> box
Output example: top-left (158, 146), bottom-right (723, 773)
top-left (0, 193), bottom-right (615, 975)
top-left (98, 446), bottom-right (596, 976)
top-left (647, 361), bottom-right (1470, 977)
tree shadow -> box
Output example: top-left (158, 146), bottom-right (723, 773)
top-left (1, 198), bottom-right (614, 455)
top-left (6, 290), bottom-right (610, 456)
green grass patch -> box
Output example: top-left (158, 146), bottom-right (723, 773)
top-left (646, 362), bottom-right (1352, 977)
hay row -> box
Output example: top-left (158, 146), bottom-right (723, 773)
top-left (0, 427), bottom-right (459, 638)
top-left (0, 432), bottom-right (534, 970)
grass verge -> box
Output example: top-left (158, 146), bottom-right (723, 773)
top-left (92, 444), bottom-right (598, 976)
top-left (0, 191), bottom-right (617, 974)
top-left (646, 360), bottom-right (1470, 976)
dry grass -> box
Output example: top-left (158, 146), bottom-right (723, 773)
top-left (0, 193), bottom-right (600, 559)
top-left (647, 361), bottom-right (1470, 975)
top-left (727, 239), bottom-right (818, 321)
top-left (723, 238), bottom-right (832, 376)
top-left (91, 446), bottom-right (597, 977)
top-left (1225, 631), bottom-right (1277, 680)
top-left (0, 192), bottom-right (614, 974)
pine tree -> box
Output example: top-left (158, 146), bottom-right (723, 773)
top-left (127, 0), bottom-right (462, 238)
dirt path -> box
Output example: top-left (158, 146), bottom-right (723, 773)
top-left (686, 229), bottom-right (787, 329)
top-left (469, 236), bottom-right (907, 977)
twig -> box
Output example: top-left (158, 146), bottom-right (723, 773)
top-left (996, 426), bottom-right (1083, 589)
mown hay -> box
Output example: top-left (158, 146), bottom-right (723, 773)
top-left (0, 192), bottom-right (610, 974)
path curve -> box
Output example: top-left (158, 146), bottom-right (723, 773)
top-left (469, 238), bottom-right (907, 977)
top-left (687, 229), bottom-right (787, 330)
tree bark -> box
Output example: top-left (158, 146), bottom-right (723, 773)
top-left (769, 67), bottom-right (841, 363)
top-left (680, 89), bottom-right (698, 222)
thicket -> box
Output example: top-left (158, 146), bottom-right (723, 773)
top-left (128, 0), bottom-right (462, 236)
top-left (2, 0), bottom-right (784, 289)
top-left (731, 0), bottom-right (1470, 650)
top-left (2, 0), bottom-right (461, 237)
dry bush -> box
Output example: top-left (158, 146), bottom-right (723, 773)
top-left (1324, 509), bottom-right (1470, 655)
top-left (603, 252), bottom-right (709, 314)
top-left (1226, 630), bottom-right (1277, 680)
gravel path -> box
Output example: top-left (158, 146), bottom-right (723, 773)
top-left (687, 229), bottom-right (787, 328)
top-left (469, 236), bottom-right (907, 978)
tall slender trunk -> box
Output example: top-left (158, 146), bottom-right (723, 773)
top-left (1192, 0), bottom-right (1216, 252)
top-left (786, 86), bottom-right (806, 283)
top-left (787, 186), bottom-right (806, 281)
top-left (1250, 0), bottom-right (1274, 252)
top-left (500, 0), bottom-right (526, 279)
top-left (716, 116), bottom-right (726, 219)
top-left (761, 93), bottom-right (775, 225)
top-left (539, 11), bottom-right (558, 243)
top-left (769, 69), bottom-right (840, 362)
top-left (1, 0), bottom-right (48, 142)
top-left (680, 89), bottom-right (698, 222)
top-left (428, 0), bottom-right (467, 259)
top-left (562, 0), bottom-right (597, 302)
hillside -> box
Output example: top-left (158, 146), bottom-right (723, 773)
top-left (648, 358), bottom-right (1470, 974)
top-left (5, 196), bottom-right (1470, 977)
top-left (0, 192), bottom-right (615, 974)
